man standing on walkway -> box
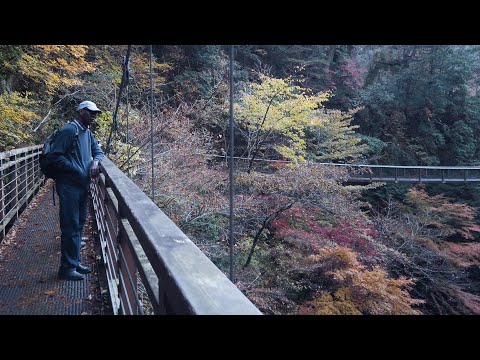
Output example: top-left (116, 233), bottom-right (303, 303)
top-left (49, 100), bottom-right (104, 281)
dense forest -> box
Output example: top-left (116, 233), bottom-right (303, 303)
top-left (1, 45), bottom-right (480, 314)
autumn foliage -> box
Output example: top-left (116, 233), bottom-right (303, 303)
top-left (272, 206), bottom-right (378, 258)
top-left (406, 185), bottom-right (480, 240)
top-left (297, 246), bottom-right (423, 315)
top-left (371, 184), bottom-right (480, 314)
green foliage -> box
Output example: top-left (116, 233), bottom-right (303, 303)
top-left (0, 45), bottom-right (23, 81)
top-left (448, 120), bottom-right (476, 165)
top-left (0, 92), bottom-right (40, 151)
top-left (356, 134), bottom-right (387, 162)
top-left (94, 110), bottom-right (141, 174)
top-left (128, 45), bottom-right (172, 98)
top-left (307, 107), bottom-right (369, 163)
top-left (171, 45), bottom-right (231, 102)
top-left (360, 182), bottom-right (410, 208)
top-left (235, 235), bottom-right (272, 272)
top-left (180, 213), bottom-right (226, 241)
top-left (235, 74), bottom-right (331, 164)
top-left (236, 74), bottom-right (369, 166)
top-left (357, 45), bottom-right (480, 167)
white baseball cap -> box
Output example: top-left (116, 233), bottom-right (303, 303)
top-left (78, 100), bottom-right (102, 113)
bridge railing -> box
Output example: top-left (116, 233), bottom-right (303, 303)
top-left (0, 146), bottom-right (44, 240)
top-left (318, 163), bottom-right (480, 183)
top-left (91, 158), bottom-right (261, 315)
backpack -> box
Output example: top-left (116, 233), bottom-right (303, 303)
top-left (40, 123), bottom-right (79, 179)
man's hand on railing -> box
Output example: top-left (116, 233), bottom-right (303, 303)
top-left (90, 160), bottom-right (100, 179)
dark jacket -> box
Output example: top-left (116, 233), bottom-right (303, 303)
top-left (50, 120), bottom-right (104, 187)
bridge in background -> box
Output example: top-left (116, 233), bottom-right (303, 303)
top-left (318, 163), bottom-right (480, 183)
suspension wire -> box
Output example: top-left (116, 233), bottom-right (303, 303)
top-left (229, 45), bottom-right (235, 282)
top-left (150, 45), bottom-right (155, 202)
top-left (125, 58), bottom-right (130, 177)
top-left (106, 45), bottom-right (132, 156)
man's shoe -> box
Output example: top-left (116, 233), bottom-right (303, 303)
top-left (76, 264), bottom-right (92, 274)
top-left (58, 269), bottom-right (85, 281)
top-left (81, 240), bottom-right (86, 248)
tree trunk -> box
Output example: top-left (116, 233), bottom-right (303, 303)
top-left (243, 201), bottom-right (295, 268)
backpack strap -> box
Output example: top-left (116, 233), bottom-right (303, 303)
top-left (70, 120), bottom-right (80, 137)
top-left (68, 121), bottom-right (80, 153)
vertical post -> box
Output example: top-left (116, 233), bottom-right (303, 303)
top-left (27, 150), bottom-right (32, 192)
top-left (116, 201), bottom-right (124, 315)
top-left (157, 278), bottom-right (167, 314)
top-left (33, 148), bottom-right (37, 185)
top-left (38, 148), bottom-right (43, 183)
top-left (118, 223), bottom-right (139, 315)
top-left (126, 76), bottom-right (130, 177)
top-left (441, 169), bottom-right (445, 183)
top-left (0, 158), bottom-right (4, 240)
top-left (464, 169), bottom-right (467, 183)
top-left (229, 45), bottom-right (235, 282)
top-left (150, 45), bottom-right (155, 203)
top-left (18, 156), bottom-right (26, 207)
top-left (13, 154), bottom-right (18, 220)
top-left (25, 151), bottom-right (29, 193)
top-left (395, 167), bottom-right (398, 183)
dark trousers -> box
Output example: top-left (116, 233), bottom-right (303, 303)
top-left (56, 181), bottom-right (88, 271)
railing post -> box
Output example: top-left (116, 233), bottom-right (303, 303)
top-left (104, 178), bottom-right (121, 315)
top-left (395, 167), bottom-right (398, 183)
top-left (0, 158), bottom-right (4, 240)
top-left (27, 149), bottom-right (32, 192)
top-left (35, 149), bottom-right (43, 185)
top-left (12, 154), bottom-right (18, 221)
top-left (117, 204), bottom-right (139, 315)
top-left (157, 278), bottom-right (167, 314)
top-left (18, 157), bottom-right (26, 211)
top-left (116, 202), bottom-right (123, 314)
top-left (464, 169), bottom-right (467, 183)
top-left (442, 169), bottom-right (445, 183)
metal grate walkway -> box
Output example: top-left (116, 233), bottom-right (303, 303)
top-left (0, 181), bottom-right (110, 315)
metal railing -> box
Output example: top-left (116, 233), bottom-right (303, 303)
top-left (91, 158), bottom-right (261, 315)
top-left (318, 163), bottom-right (480, 183)
top-left (0, 146), bottom-right (44, 240)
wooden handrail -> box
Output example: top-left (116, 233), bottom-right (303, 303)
top-left (91, 158), bottom-right (261, 315)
